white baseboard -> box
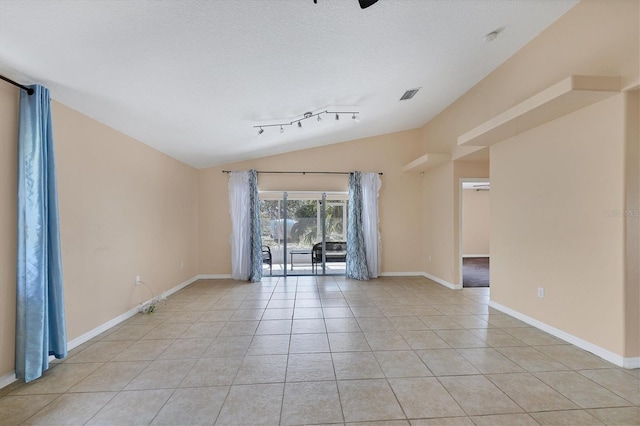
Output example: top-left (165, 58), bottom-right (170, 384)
top-left (462, 254), bottom-right (490, 258)
top-left (489, 300), bottom-right (637, 369)
top-left (197, 274), bottom-right (233, 280)
top-left (0, 371), bottom-right (16, 390)
top-left (379, 271), bottom-right (424, 277)
top-left (421, 272), bottom-right (462, 290)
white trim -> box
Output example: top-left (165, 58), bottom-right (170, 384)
top-left (462, 254), bottom-right (490, 258)
top-left (623, 357), bottom-right (640, 369)
top-left (489, 300), bottom-right (637, 369)
top-left (0, 371), bottom-right (16, 390)
top-left (379, 271), bottom-right (424, 277)
top-left (421, 271), bottom-right (462, 290)
top-left (197, 274), bottom-right (233, 280)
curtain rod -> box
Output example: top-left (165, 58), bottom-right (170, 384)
top-left (222, 170), bottom-right (383, 176)
top-left (0, 75), bottom-right (34, 95)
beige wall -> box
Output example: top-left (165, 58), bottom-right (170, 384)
top-left (625, 89), bottom-right (640, 357)
top-left (0, 90), bottom-right (199, 379)
top-left (462, 189), bottom-right (490, 256)
top-left (491, 94), bottom-right (626, 355)
top-left (420, 0), bottom-right (639, 359)
top-left (198, 129), bottom-right (423, 275)
top-left (0, 84), bottom-right (19, 378)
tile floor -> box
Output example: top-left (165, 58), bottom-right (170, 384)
top-left (0, 276), bottom-right (638, 425)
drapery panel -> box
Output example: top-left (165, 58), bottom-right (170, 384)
top-left (361, 172), bottom-right (382, 278)
top-left (228, 170), bottom-right (262, 281)
top-left (346, 172), bottom-right (370, 280)
top-left (16, 84), bottom-right (67, 383)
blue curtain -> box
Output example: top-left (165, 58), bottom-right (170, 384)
top-left (248, 170), bottom-right (262, 282)
top-left (16, 85), bottom-right (67, 383)
top-left (346, 172), bottom-right (370, 280)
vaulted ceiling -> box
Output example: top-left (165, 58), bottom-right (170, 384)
top-left (0, 0), bottom-right (577, 168)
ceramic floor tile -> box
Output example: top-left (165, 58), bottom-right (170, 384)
top-left (289, 333), bottom-right (330, 353)
top-left (157, 338), bottom-right (213, 359)
top-left (419, 316), bottom-right (464, 330)
top-left (151, 386), bottom-right (229, 425)
top-left (0, 394), bottom-right (59, 425)
top-left (374, 351), bottom-right (433, 378)
top-left (86, 389), bottom-right (173, 425)
top-left (503, 328), bottom-right (564, 346)
top-left (389, 377), bottom-right (464, 419)
top-left (69, 361), bottom-right (149, 392)
top-left (415, 349), bottom-right (480, 376)
top-left (217, 320), bottom-right (259, 336)
top-left (23, 392), bottom-right (116, 425)
top-left (139, 323), bottom-right (190, 340)
top-left (587, 406), bottom-right (640, 425)
top-left (467, 328), bottom-right (528, 347)
top-left (535, 371), bottom-right (632, 408)
top-left (12, 363), bottom-right (102, 395)
top-left (456, 348), bottom-right (524, 374)
top-left (338, 379), bottom-right (406, 422)
top-left (180, 321), bottom-right (226, 338)
top-left (329, 332), bottom-right (372, 352)
top-left (530, 409), bottom-right (604, 425)
top-left (286, 353), bottom-right (336, 382)
top-left (111, 339), bottom-right (174, 362)
top-left (468, 413), bottom-right (539, 425)
top-left (281, 381), bottom-right (344, 425)
top-left (438, 375), bottom-right (523, 416)
top-left (365, 331), bottom-right (412, 351)
top-left (65, 341), bottom-right (133, 363)
top-left (101, 324), bottom-right (156, 341)
top-left (325, 317), bottom-right (362, 333)
top-left (578, 368), bottom-right (640, 405)
top-left (180, 357), bottom-right (243, 387)
top-left (538, 345), bottom-right (618, 370)
top-left (291, 318), bottom-right (327, 334)
top-left (434, 330), bottom-right (487, 349)
top-left (323, 307), bottom-right (355, 318)
top-left (399, 330), bottom-right (450, 350)
top-left (357, 317), bottom-right (395, 332)
top-left (233, 354), bottom-right (288, 384)
top-left (203, 335), bottom-right (252, 358)
top-left (495, 345), bottom-right (570, 372)
top-left (216, 383), bottom-right (283, 425)
top-left (262, 308), bottom-right (294, 320)
top-left (486, 372), bottom-right (578, 411)
top-left (255, 319), bottom-right (292, 335)
top-left (333, 352), bottom-right (385, 380)
top-left (229, 309), bottom-right (264, 321)
top-left (409, 418), bottom-right (474, 426)
top-left (247, 334), bottom-right (291, 355)
top-left (125, 359), bottom-right (196, 390)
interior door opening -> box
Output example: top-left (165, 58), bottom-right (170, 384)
top-left (460, 179), bottom-right (490, 288)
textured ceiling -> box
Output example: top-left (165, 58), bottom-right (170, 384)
top-left (0, 0), bottom-right (577, 168)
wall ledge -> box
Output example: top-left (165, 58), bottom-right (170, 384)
top-left (489, 300), bottom-right (633, 369)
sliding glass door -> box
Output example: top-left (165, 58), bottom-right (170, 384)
top-left (259, 191), bottom-right (347, 276)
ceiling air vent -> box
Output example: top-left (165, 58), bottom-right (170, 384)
top-left (399, 88), bottom-right (420, 101)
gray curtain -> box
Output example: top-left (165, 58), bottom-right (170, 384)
top-left (248, 170), bottom-right (262, 282)
top-left (346, 171), bottom-right (370, 280)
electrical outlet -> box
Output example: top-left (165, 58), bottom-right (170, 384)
top-left (537, 287), bottom-right (544, 298)
top-left (136, 275), bottom-right (141, 285)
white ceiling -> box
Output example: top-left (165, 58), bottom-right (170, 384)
top-left (0, 0), bottom-right (577, 168)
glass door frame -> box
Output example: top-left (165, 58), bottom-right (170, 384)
top-left (260, 190), bottom-right (347, 277)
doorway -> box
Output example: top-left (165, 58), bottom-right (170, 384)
top-left (259, 191), bottom-right (348, 276)
top-left (460, 179), bottom-right (490, 288)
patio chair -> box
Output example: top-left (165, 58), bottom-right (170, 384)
top-left (262, 245), bottom-right (272, 275)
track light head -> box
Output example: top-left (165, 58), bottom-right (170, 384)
top-left (258, 127), bottom-right (264, 136)
top-left (280, 125), bottom-right (284, 133)
top-left (317, 114), bottom-right (322, 122)
top-left (353, 113), bottom-right (360, 122)
top-left (297, 121), bottom-right (302, 128)
top-left (335, 113), bottom-right (340, 121)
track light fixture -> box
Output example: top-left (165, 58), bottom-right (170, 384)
top-left (253, 108), bottom-right (360, 136)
